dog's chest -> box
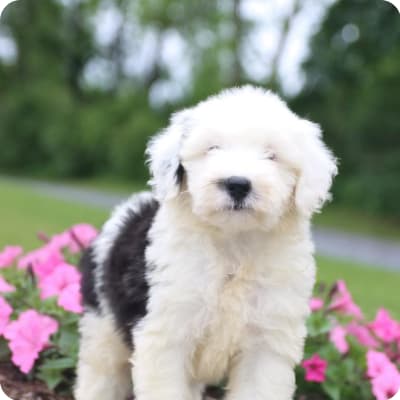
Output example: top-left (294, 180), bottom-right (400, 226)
top-left (192, 265), bottom-right (256, 383)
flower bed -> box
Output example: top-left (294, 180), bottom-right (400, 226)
top-left (0, 225), bottom-right (96, 397)
top-left (0, 227), bottom-right (399, 400)
top-left (297, 283), bottom-right (400, 400)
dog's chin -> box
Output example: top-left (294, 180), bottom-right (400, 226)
top-left (194, 205), bottom-right (269, 233)
top-left (225, 203), bottom-right (253, 212)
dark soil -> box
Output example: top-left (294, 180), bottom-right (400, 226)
top-left (0, 362), bottom-right (72, 400)
top-left (0, 362), bottom-right (325, 400)
top-left (0, 364), bottom-right (227, 400)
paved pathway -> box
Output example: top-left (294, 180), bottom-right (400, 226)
top-left (4, 177), bottom-right (400, 271)
top-left (313, 228), bottom-right (400, 271)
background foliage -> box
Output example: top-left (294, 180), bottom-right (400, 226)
top-left (292, 0), bottom-right (400, 218)
top-left (0, 0), bottom-right (399, 217)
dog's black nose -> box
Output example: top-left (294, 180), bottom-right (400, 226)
top-left (223, 176), bottom-right (251, 203)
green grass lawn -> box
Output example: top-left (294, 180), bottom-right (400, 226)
top-left (58, 176), bottom-right (145, 195)
top-left (0, 179), bottom-right (108, 250)
top-left (0, 179), bottom-right (399, 320)
top-left (316, 256), bottom-right (400, 320)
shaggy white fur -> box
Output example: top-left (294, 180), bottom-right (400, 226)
top-left (75, 313), bottom-right (132, 400)
top-left (75, 86), bottom-right (337, 400)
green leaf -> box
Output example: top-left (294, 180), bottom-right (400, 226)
top-left (37, 368), bottom-right (64, 390)
top-left (0, 338), bottom-right (10, 361)
top-left (307, 314), bottom-right (332, 337)
top-left (322, 381), bottom-right (341, 400)
top-left (40, 357), bottom-right (76, 370)
top-left (326, 364), bottom-right (342, 382)
top-left (57, 329), bottom-right (79, 358)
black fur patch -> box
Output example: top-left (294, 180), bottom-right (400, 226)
top-left (80, 247), bottom-right (100, 311)
top-left (176, 162), bottom-right (185, 185)
top-left (80, 197), bottom-right (228, 397)
top-left (102, 199), bottom-right (159, 345)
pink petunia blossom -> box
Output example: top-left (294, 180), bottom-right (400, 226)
top-left (0, 276), bottom-right (16, 293)
top-left (0, 246), bottom-right (23, 268)
top-left (301, 354), bottom-right (328, 383)
top-left (3, 310), bottom-right (58, 374)
top-left (369, 309), bottom-right (400, 344)
top-left (367, 350), bottom-right (398, 379)
top-left (347, 322), bottom-right (379, 348)
top-left (39, 263), bottom-right (82, 313)
top-left (18, 249), bottom-right (38, 269)
top-left (18, 246), bottom-right (64, 279)
top-left (47, 232), bottom-right (74, 252)
top-left (43, 224), bottom-right (97, 254)
top-left (0, 296), bottom-right (12, 335)
top-left (371, 367), bottom-right (400, 400)
top-left (68, 224), bottom-right (98, 253)
top-left (57, 282), bottom-right (83, 314)
top-left (18, 245), bottom-right (57, 269)
top-left (330, 325), bottom-right (349, 354)
top-left (32, 249), bottom-right (64, 280)
top-left (39, 263), bottom-right (81, 298)
top-left (328, 280), bottom-right (363, 319)
top-left (310, 297), bottom-right (324, 312)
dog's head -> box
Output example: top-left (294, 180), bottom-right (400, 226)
top-left (147, 86), bottom-right (337, 232)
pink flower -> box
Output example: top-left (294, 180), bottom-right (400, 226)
top-left (328, 280), bottom-right (363, 319)
top-left (0, 276), bottom-right (15, 293)
top-left (39, 263), bottom-right (81, 298)
top-left (47, 232), bottom-right (73, 252)
top-left (347, 322), bottom-right (379, 348)
top-left (3, 310), bottom-right (58, 373)
top-left (330, 325), bottom-right (349, 354)
top-left (39, 263), bottom-right (82, 314)
top-left (310, 297), bottom-right (324, 312)
top-left (68, 224), bottom-right (97, 252)
top-left (18, 246), bottom-right (64, 279)
top-left (369, 309), bottom-right (400, 344)
top-left (301, 354), bottom-right (328, 383)
top-left (18, 248), bottom-right (39, 269)
top-left (32, 249), bottom-right (64, 279)
top-left (367, 350), bottom-right (398, 379)
top-left (18, 246), bottom-right (53, 269)
top-left (44, 224), bottom-right (97, 254)
top-left (58, 282), bottom-right (83, 313)
top-left (371, 368), bottom-right (400, 400)
top-left (0, 246), bottom-right (23, 268)
top-left (0, 296), bottom-right (12, 335)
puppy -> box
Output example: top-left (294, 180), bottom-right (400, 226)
top-left (74, 86), bottom-right (337, 400)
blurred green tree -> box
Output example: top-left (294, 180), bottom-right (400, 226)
top-left (0, 0), bottom-right (258, 181)
top-left (1, 0), bottom-right (399, 218)
top-left (0, 0), bottom-right (163, 179)
top-left (1, 0), bottom-right (108, 177)
top-left (292, 0), bottom-right (400, 217)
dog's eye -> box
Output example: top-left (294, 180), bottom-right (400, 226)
top-left (207, 145), bottom-right (220, 152)
top-left (264, 151), bottom-right (277, 161)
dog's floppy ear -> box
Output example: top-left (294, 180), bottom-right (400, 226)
top-left (295, 120), bottom-right (338, 217)
top-left (146, 109), bottom-right (191, 201)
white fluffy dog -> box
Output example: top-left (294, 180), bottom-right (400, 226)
top-left (74, 86), bottom-right (337, 400)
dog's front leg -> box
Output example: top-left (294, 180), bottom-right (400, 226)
top-left (131, 311), bottom-right (201, 400)
top-left (226, 345), bottom-right (296, 400)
